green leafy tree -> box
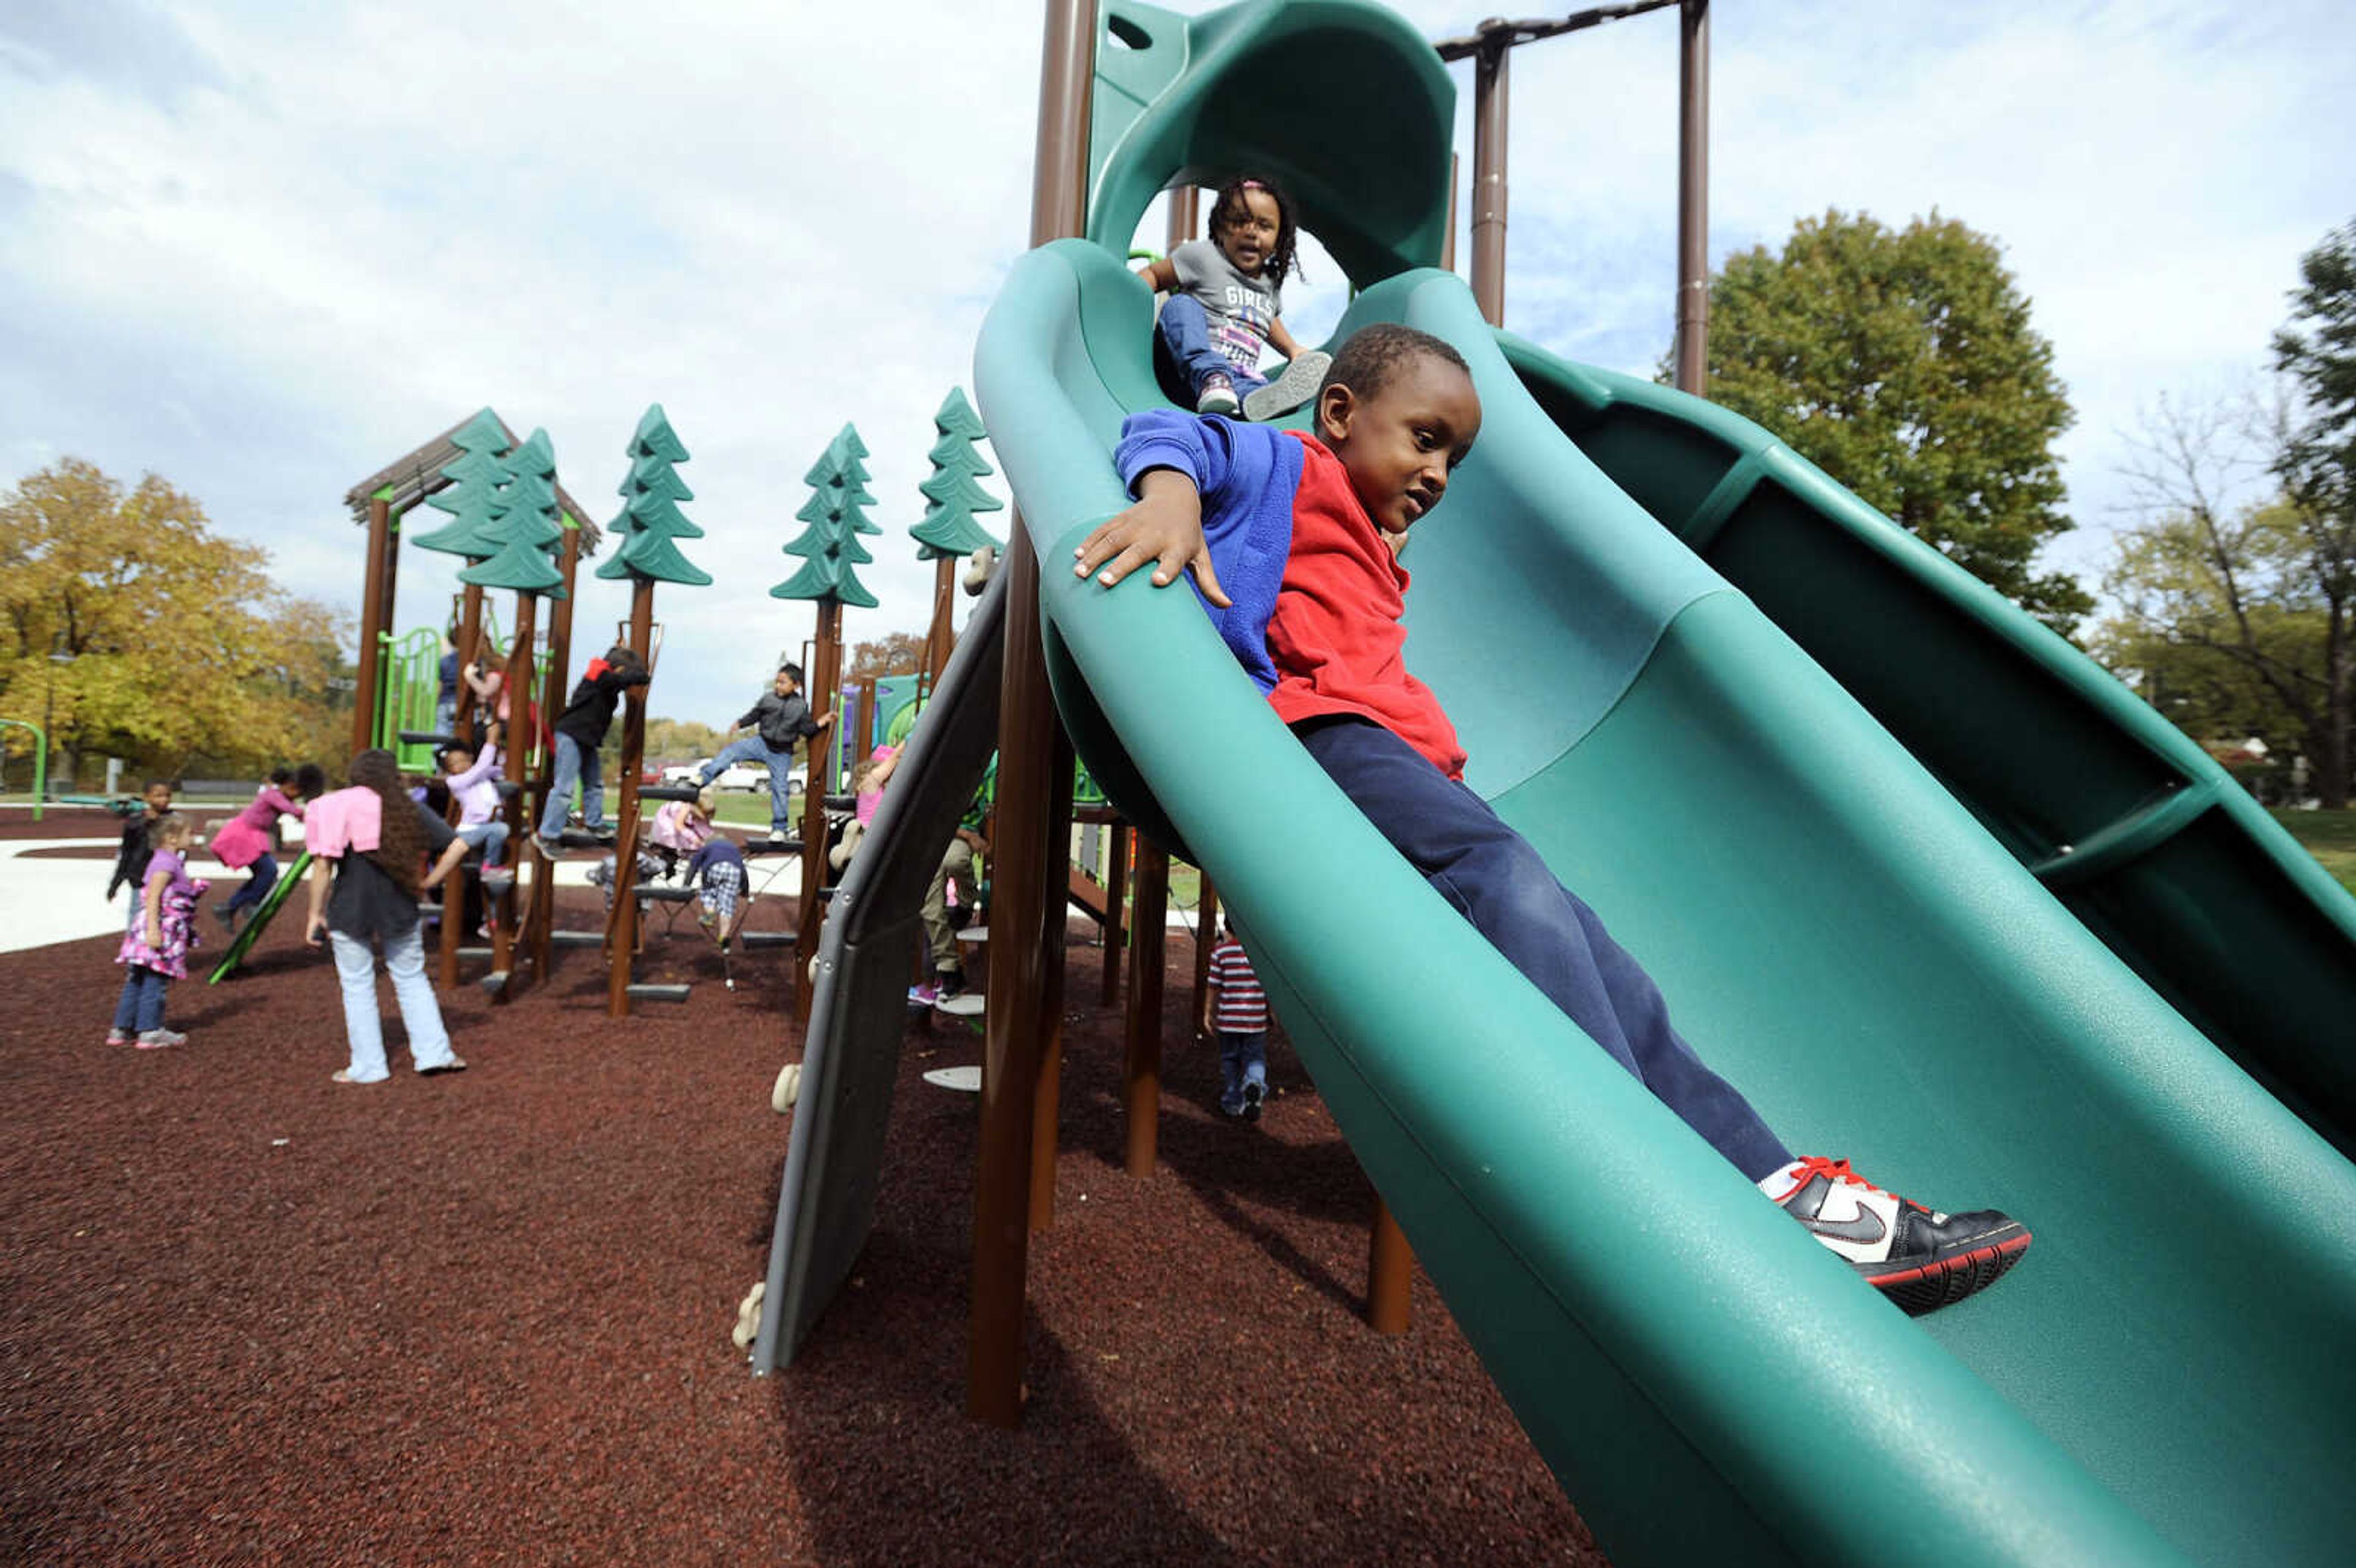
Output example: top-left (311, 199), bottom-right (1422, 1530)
top-left (1697, 209), bottom-right (2088, 633)
top-left (0, 459), bottom-right (349, 784)
top-left (410, 407), bottom-right (510, 560)
top-left (2266, 218), bottom-right (2356, 804)
top-left (774, 423), bottom-right (880, 608)
top-left (460, 428), bottom-right (567, 595)
top-left (596, 404), bottom-right (712, 588)
top-left (2099, 389), bottom-right (2350, 806)
top-left (909, 386), bottom-right (1003, 560)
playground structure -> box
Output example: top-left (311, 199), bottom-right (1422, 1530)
top-left (751, 4), bottom-right (2356, 1568)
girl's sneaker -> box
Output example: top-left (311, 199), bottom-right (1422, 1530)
top-left (106, 1028), bottom-right (133, 1047)
top-left (1241, 1080), bottom-right (1266, 1122)
top-left (1195, 372), bottom-right (1241, 417)
top-left (135, 1028), bottom-right (188, 1050)
top-left (1242, 350), bottom-right (1333, 421)
top-left (1768, 1156), bottom-right (2031, 1316)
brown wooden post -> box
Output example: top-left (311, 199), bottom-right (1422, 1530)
top-left (794, 599), bottom-right (844, 1028)
top-left (1368, 1199), bottom-right (1414, 1334)
top-left (1191, 875), bottom-right (1219, 1049)
top-left (353, 496), bottom-right (394, 758)
top-left (1122, 836), bottom-right (1169, 1177)
top-left (1026, 732), bottom-right (1077, 1234)
top-left (607, 578), bottom-right (656, 1018)
top-left (1673, 0), bottom-right (1711, 395)
top-left (969, 0), bottom-right (1092, 1431)
top-left (1471, 33), bottom-right (1511, 327)
top-left (1098, 820), bottom-right (1129, 1005)
top-left (528, 521), bottom-right (580, 984)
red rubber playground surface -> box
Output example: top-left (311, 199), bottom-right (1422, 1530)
top-left (1, 812), bottom-right (1598, 1566)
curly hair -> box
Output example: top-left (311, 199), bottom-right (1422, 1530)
top-left (1206, 174), bottom-right (1302, 290)
top-left (348, 749), bottom-right (425, 897)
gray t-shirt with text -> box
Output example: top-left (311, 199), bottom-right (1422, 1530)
top-left (1170, 239), bottom-right (1280, 372)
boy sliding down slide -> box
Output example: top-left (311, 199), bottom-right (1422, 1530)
top-left (1075, 323), bottom-right (2030, 1315)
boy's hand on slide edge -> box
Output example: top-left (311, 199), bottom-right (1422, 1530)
top-left (1074, 486), bottom-right (1230, 607)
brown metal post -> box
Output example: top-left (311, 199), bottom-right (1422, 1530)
top-left (1673, 0), bottom-right (1711, 394)
top-left (971, 0), bottom-right (1094, 1429)
top-left (353, 496), bottom-right (393, 758)
top-left (1368, 1199), bottom-right (1414, 1334)
top-left (1098, 821), bottom-right (1129, 1006)
top-left (607, 578), bottom-right (656, 1018)
top-left (1470, 33), bottom-right (1511, 327)
top-left (1122, 836), bottom-right (1169, 1177)
top-left (922, 556), bottom-right (958, 701)
top-left (794, 599), bottom-right (844, 1029)
top-left (529, 521), bottom-right (580, 983)
top-left (1165, 184), bottom-right (1198, 251)
top-left (1191, 875), bottom-right (1219, 1049)
top-left (1442, 153), bottom-right (1460, 274)
top-left (490, 588), bottom-right (536, 997)
top-left (439, 581), bottom-right (487, 990)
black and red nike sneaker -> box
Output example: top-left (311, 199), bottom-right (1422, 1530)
top-left (1773, 1156), bottom-right (2031, 1315)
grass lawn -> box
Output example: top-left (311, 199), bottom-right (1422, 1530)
top-left (2270, 807), bottom-right (2356, 896)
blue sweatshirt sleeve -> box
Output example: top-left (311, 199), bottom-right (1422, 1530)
top-left (1112, 410), bottom-right (1301, 694)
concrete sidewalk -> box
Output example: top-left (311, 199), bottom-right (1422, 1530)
top-left (0, 832), bottom-right (801, 955)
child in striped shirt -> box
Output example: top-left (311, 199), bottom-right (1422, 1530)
top-left (1206, 919), bottom-right (1269, 1121)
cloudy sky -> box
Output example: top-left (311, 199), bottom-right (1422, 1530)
top-left (2, 0), bottom-right (2349, 731)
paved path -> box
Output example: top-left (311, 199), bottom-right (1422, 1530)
top-left (0, 823), bottom-right (744, 955)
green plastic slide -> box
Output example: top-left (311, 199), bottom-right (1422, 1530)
top-left (961, 5), bottom-right (2356, 1564)
top-left (207, 850), bottom-right (311, 984)
top-left (1499, 336), bottom-right (2356, 1155)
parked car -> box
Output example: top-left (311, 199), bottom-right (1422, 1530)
top-left (662, 757), bottom-right (808, 794)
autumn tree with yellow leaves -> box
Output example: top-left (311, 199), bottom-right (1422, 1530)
top-left (0, 459), bottom-right (348, 788)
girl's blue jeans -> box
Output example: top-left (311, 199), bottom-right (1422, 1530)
top-left (112, 965), bottom-right (169, 1033)
top-left (1157, 296), bottom-right (1268, 397)
top-left (224, 851), bottom-right (279, 915)
top-left (1293, 716), bottom-right (1793, 1182)
top-left (328, 923), bottom-right (458, 1082)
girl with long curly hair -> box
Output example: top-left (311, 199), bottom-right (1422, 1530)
top-left (301, 748), bottom-right (474, 1084)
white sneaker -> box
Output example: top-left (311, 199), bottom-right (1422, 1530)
top-left (1242, 350), bottom-right (1331, 421)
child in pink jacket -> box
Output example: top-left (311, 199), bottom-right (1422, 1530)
top-left (210, 764), bottom-right (325, 932)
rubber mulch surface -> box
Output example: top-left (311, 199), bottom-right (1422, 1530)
top-left (2, 821), bottom-right (1600, 1566)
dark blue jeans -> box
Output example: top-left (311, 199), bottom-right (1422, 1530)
top-left (1295, 717), bottom-right (1792, 1180)
top-left (224, 851), bottom-right (279, 915)
top-left (112, 965), bottom-right (169, 1034)
top-left (1157, 296), bottom-right (1268, 399)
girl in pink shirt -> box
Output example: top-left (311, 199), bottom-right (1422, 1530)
top-left (210, 763), bottom-right (325, 932)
